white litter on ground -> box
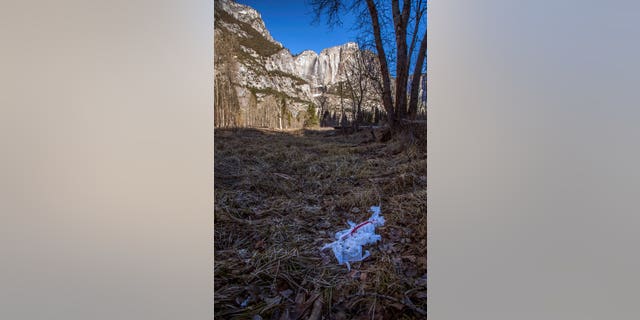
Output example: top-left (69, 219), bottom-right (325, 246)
top-left (321, 206), bottom-right (385, 270)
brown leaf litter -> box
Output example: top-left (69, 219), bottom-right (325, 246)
top-left (214, 127), bottom-right (427, 319)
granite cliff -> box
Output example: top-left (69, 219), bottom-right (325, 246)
top-left (214, 0), bottom-right (373, 128)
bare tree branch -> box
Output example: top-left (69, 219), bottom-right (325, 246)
top-left (408, 29), bottom-right (427, 119)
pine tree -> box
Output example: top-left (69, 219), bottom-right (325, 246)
top-left (304, 104), bottom-right (319, 127)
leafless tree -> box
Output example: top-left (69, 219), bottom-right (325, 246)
top-left (338, 81), bottom-right (349, 128)
top-left (311, 0), bottom-right (428, 131)
top-left (246, 91), bottom-right (258, 127)
top-left (316, 92), bottom-right (329, 127)
top-left (344, 48), bottom-right (381, 131)
top-left (344, 50), bottom-right (366, 131)
top-left (261, 95), bottom-right (279, 128)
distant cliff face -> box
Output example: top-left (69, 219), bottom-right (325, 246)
top-left (215, 0), bottom-right (365, 118)
top-left (294, 42), bottom-right (360, 87)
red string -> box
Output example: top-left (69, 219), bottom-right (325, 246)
top-left (341, 221), bottom-right (373, 240)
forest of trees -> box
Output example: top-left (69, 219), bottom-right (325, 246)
top-left (213, 32), bottom-right (241, 128)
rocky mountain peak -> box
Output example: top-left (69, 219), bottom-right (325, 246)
top-left (295, 50), bottom-right (319, 58)
top-left (215, 0), bottom-right (281, 46)
top-left (319, 42), bottom-right (359, 55)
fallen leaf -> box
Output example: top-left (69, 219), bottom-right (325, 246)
top-left (279, 289), bottom-right (293, 299)
top-left (263, 296), bottom-right (282, 307)
top-left (277, 308), bottom-right (290, 320)
top-left (308, 297), bottom-right (323, 320)
top-left (414, 276), bottom-right (428, 287)
top-left (403, 255), bottom-right (416, 263)
top-left (334, 310), bottom-right (347, 320)
top-left (390, 303), bottom-right (405, 310)
top-left (404, 267), bottom-right (418, 277)
top-left (294, 292), bottom-right (319, 319)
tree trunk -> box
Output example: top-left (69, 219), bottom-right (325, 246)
top-left (365, 0), bottom-right (396, 129)
top-left (407, 0), bottom-right (425, 69)
top-left (340, 82), bottom-right (346, 127)
top-left (392, 0), bottom-right (411, 122)
top-left (408, 31), bottom-right (428, 119)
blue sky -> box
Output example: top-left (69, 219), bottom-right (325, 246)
top-left (236, 0), bottom-right (361, 55)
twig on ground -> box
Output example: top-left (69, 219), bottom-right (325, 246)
top-left (273, 172), bottom-right (295, 180)
top-left (308, 297), bottom-right (324, 320)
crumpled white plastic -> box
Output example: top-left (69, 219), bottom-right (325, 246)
top-left (321, 206), bottom-right (385, 270)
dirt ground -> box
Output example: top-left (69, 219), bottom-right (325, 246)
top-left (214, 127), bottom-right (427, 319)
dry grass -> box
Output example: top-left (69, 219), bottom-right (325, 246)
top-left (214, 127), bottom-right (427, 319)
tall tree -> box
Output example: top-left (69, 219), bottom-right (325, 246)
top-left (344, 49), bottom-right (370, 131)
top-left (304, 103), bottom-right (320, 127)
top-left (279, 97), bottom-right (287, 130)
top-left (339, 81), bottom-right (347, 127)
top-left (316, 92), bottom-right (329, 127)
